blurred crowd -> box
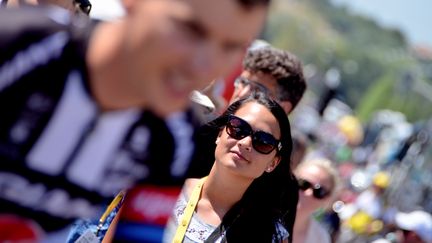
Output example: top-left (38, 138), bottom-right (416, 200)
top-left (289, 92), bottom-right (432, 243)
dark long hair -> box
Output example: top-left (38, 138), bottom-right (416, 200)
top-left (202, 93), bottom-right (298, 242)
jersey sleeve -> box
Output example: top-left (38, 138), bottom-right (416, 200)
top-left (0, 7), bottom-right (73, 92)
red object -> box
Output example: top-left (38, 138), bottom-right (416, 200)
top-left (0, 215), bottom-right (43, 242)
top-left (221, 58), bottom-right (243, 103)
top-left (120, 185), bottom-right (182, 226)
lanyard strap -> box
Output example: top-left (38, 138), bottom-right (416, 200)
top-left (173, 177), bottom-right (207, 243)
top-left (96, 190), bottom-right (126, 237)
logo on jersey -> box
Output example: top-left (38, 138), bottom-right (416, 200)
top-left (121, 185), bottom-right (181, 226)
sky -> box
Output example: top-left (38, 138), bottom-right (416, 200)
top-left (331, 0), bottom-right (432, 47)
top-left (90, 0), bottom-right (431, 48)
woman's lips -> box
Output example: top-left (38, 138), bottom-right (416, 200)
top-left (231, 150), bottom-right (250, 163)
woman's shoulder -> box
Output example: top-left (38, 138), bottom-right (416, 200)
top-left (182, 178), bottom-right (202, 198)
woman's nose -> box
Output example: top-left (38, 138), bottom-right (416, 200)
top-left (237, 135), bottom-right (252, 151)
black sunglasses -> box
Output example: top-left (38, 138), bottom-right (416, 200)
top-left (226, 115), bottom-right (281, 155)
top-left (297, 178), bottom-right (331, 199)
top-left (74, 0), bottom-right (92, 15)
top-left (234, 77), bottom-right (273, 97)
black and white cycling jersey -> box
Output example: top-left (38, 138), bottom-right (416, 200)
top-left (0, 7), bottom-right (197, 233)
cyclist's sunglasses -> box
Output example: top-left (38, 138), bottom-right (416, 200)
top-left (226, 115), bottom-right (281, 155)
top-left (297, 178), bottom-right (331, 199)
top-left (234, 77), bottom-right (272, 97)
top-left (74, 0), bottom-right (92, 15)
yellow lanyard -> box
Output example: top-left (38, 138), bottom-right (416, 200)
top-left (96, 190), bottom-right (126, 236)
top-left (173, 177), bottom-right (207, 243)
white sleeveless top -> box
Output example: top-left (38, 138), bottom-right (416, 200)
top-left (163, 191), bottom-right (289, 242)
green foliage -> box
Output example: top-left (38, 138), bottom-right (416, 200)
top-left (264, 0), bottom-right (430, 121)
top-left (355, 70), bottom-right (432, 122)
top-left (356, 73), bottom-right (397, 122)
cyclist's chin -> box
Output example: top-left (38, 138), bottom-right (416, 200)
top-left (147, 98), bottom-right (189, 118)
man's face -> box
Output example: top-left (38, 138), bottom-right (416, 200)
top-left (230, 70), bottom-right (293, 114)
top-left (121, 0), bottom-right (268, 117)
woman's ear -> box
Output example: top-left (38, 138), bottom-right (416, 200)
top-left (215, 130), bottom-right (223, 144)
top-left (265, 156), bottom-right (281, 173)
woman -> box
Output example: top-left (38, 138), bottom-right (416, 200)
top-left (292, 158), bottom-right (340, 243)
top-left (164, 94), bottom-right (298, 242)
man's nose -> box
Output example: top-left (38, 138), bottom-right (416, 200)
top-left (189, 43), bottom-right (227, 89)
top-left (238, 84), bottom-right (252, 99)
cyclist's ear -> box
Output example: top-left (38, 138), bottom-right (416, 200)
top-left (73, 0), bottom-right (91, 15)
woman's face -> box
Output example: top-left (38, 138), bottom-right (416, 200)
top-left (214, 102), bottom-right (281, 180)
top-left (295, 164), bottom-right (333, 215)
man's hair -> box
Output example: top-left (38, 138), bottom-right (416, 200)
top-left (237, 0), bottom-right (271, 9)
top-left (243, 46), bottom-right (306, 110)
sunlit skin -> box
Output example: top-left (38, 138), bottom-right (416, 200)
top-left (230, 70), bottom-right (293, 114)
top-left (87, 0), bottom-right (268, 117)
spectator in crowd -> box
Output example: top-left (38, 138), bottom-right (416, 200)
top-left (229, 44), bottom-right (306, 115)
top-left (354, 172), bottom-right (390, 221)
top-left (292, 158), bottom-right (340, 243)
top-left (164, 93), bottom-right (298, 242)
top-left (0, 0), bottom-right (272, 241)
top-left (186, 45), bottom-right (307, 242)
top-left (395, 210), bottom-right (432, 243)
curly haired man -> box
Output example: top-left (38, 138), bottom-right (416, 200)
top-left (230, 45), bottom-right (306, 114)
